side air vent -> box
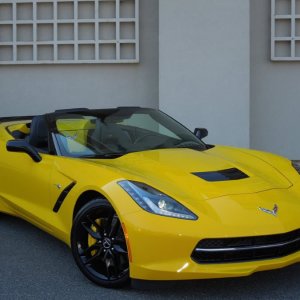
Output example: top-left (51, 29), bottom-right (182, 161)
top-left (192, 168), bottom-right (249, 182)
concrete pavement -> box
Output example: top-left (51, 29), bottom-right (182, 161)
top-left (1, 214), bottom-right (300, 299)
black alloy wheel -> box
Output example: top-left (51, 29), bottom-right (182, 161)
top-left (71, 199), bottom-right (129, 288)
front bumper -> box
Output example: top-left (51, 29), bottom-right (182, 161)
top-left (130, 250), bottom-right (300, 281)
top-left (122, 187), bottom-right (300, 280)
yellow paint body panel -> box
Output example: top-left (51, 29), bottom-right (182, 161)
top-left (1, 120), bottom-right (300, 281)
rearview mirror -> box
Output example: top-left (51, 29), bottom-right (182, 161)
top-left (194, 128), bottom-right (208, 140)
top-left (6, 140), bottom-right (42, 163)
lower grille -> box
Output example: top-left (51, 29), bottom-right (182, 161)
top-left (192, 229), bottom-right (300, 263)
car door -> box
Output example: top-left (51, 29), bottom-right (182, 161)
top-left (0, 147), bottom-right (56, 232)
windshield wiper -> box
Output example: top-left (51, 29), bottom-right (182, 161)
top-left (173, 141), bottom-right (206, 150)
top-left (79, 153), bottom-right (126, 159)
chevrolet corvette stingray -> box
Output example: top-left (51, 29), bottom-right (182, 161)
top-left (1, 107), bottom-right (300, 288)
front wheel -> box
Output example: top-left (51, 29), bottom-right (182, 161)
top-left (71, 199), bottom-right (129, 288)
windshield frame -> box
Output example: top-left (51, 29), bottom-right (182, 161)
top-left (48, 107), bottom-right (209, 159)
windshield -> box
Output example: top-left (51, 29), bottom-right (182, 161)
top-left (53, 108), bottom-right (207, 158)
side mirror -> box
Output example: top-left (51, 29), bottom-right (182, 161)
top-left (194, 128), bottom-right (208, 140)
top-left (6, 140), bottom-right (42, 163)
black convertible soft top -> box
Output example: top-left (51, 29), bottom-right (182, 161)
top-left (0, 116), bottom-right (34, 123)
top-left (0, 107), bottom-right (142, 124)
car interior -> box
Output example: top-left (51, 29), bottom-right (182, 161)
top-left (7, 114), bottom-right (176, 157)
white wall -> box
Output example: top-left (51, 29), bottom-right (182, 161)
top-left (159, 0), bottom-right (250, 147)
top-left (250, 0), bottom-right (300, 159)
top-left (0, 0), bottom-right (158, 117)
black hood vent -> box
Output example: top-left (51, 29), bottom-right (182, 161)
top-left (192, 168), bottom-right (249, 182)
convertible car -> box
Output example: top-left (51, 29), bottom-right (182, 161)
top-left (1, 107), bottom-right (300, 288)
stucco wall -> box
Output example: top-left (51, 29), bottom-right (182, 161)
top-left (0, 0), bottom-right (158, 116)
top-left (159, 0), bottom-right (250, 147)
top-left (250, 0), bottom-right (300, 159)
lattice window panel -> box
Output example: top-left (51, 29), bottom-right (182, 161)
top-left (271, 0), bottom-right (300, 60)
top-left (0, 0), bottom-right (139, 64)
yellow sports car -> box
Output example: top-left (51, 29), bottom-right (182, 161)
top-left (1, 107), bottom-right (300, 288)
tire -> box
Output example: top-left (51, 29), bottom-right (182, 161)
top-left (71, 199), bottom-right (130, 288)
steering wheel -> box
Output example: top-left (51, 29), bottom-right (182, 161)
top-left (87, 138), bottom-right (119, 153)
top-left (133, 134), bottom-right (160, 144)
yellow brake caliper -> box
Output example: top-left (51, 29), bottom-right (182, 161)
top-left (88, 218), bottom-right (102, 256)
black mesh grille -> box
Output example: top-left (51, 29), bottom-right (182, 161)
top-left (192, 229), bottom-right (300, 263)
top-left (192, 168), bottom-right (249, 182)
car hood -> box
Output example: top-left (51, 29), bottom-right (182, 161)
top-left (89, 146), bottom-right (292, 201)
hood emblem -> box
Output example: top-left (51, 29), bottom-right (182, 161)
top-left (259, 204), bottom-right (278, 217)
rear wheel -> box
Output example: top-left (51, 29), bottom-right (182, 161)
top-left (71, 199), bottom-right (129, 288)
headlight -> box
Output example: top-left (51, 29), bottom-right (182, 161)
top-left (292, 160), bottom-right (300, 174)
top-left (118, 181), bottom-right (198, 220)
